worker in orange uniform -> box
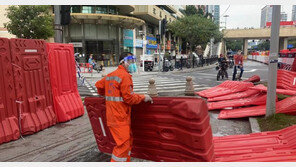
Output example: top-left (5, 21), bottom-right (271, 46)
top-left (232, 50), bottom-right (244, 81)
top-left (95, 52), bottom-right (153, 162)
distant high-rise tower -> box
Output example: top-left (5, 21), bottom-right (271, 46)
top-left (281, 12), bottom-right (287, 21)
top-left (206, 5), bottom-right (220, 26)
top-left (292, 5), bottom-right (296, 21)
top-left (260, 5), bottom-right (273, 28)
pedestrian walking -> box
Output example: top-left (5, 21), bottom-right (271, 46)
top-left (88, 54), bottom-right (95, 72)
top-left (95, 52), bottom-right (153, 162)
top-left (232, 50), bottom-right (244, 80)
top-left (180, 56), bottom-right (183, 70)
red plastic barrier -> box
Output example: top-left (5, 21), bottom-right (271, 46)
top-left (218, 96), bottom-right (296, 119)
top-left (277, 69), bottom-right (296, 91)
top-left (216, 150), bottom-right (296, 162)
top-left (84, 97), bottom-right (116, 154)
top-left (47, 43), bottom-right (84, 122)
top-left (10, 38), bottom-right (56, 135)
top-left (218, 105), bottom-right (265, 119)
top-left (214, 125), bottom-right (296, 161)
top-left (85, 97), bottom-right (214, 162)
top-left (196, 81), bottom-right (254, 98)
top-left (207, 89), bottom-right (260, 102)
top-left (79, 63), bottom-right (93, 73)
top-left (243, 75), bottom-right (260, 83)
top-left (0, 38), bottom-right (20, 144)
top-left (250, 84), bottom-right (296, 96)
top-left (207, 93), bottom-right (268, 110)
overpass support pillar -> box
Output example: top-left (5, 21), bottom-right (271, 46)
top-left (279, 37), bottom-right (288, 50)
top-left (243, 39), bottom-right (248, 56)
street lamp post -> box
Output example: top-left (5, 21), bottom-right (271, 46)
top-left (223, 15), bottom-right (229, 29)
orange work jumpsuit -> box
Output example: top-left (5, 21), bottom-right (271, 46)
top-left (95, 65), bottom-right (145, 162)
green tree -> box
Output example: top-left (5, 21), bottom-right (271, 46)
top-left (182, 5), bottom-right (198, 16)
top-left (257, 40), bottom-right (270, 51)
top-left (168, 15), bottom-right (222, 51)
top-left (205, 12), bottom-right (213, 19)
top-left (226, 40), bottom-right (243, 51)
top-left (4, 5), bottom-right (54, 39)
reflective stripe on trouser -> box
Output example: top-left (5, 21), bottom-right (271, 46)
top-left (105, 96), bottom-right (123, 102)
top-left (109, 126), bottom-right (133, 162)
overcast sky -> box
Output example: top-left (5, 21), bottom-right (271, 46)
top-left (219, 5), bottom-right (294, 29)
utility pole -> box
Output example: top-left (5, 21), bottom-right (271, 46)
top-left (266, 5), bottom-right (281, 117)
top-left (158, 20), bottom-right (162, 72)
top-left (223, 15), bottom-right (229, 29)
top-left (54, 5), bottom-right (63, 43)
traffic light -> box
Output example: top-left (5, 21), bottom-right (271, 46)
top-left (161, 19), bottom-right (167, 36)
top-left (156, 34), bottom-right (161, 44)
top-left (61, 5), bottom-right (71, 25)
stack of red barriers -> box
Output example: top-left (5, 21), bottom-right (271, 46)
top-left (214, 125), bottom-right (296, 161)
top-left (196, 73), bottom-right (296, 119)
top-left (85, 96), bottom-right (296, 162)
top-left (0, 37), bottom-right (84, 145)
top-left (85, 97), bottom-right (215, 162)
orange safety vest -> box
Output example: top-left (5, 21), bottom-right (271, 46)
top-left (95, 65), bottom-right (145, 127)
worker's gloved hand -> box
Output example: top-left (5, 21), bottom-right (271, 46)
top-left (144, 94), bottom-right (153, 103)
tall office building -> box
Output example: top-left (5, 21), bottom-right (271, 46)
top-left (292, 5), bottom-right (296, 21)
top-left (206, 5), bottom-right (220, 26)
top-left (260, 5), bottom-right (273, 28)
top-left (281, 12), bottom-right (288, 21)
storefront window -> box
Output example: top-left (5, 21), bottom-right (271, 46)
top-left (96, 6), bottom-right (107, 14)
top-left (82, 6), bottom-right (95, 13)
top-left (71, 6), bottom-right (81, 13)
top-left (71, 5), bottom-right (118, 15)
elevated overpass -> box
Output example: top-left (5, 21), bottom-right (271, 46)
top-left (221, 27), bottom-right (296, 55)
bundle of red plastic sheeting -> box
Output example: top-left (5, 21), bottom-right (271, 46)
top-left (218, 96), bottom-right (296, 119)
top-left (243, 75), bottom-right (260, 83)
top-left (196, 81), bottom-right (254, 98)
top-left (85, 97), bottom-right (215, 162)
top-left (214, 125), bottom-right (296, 161)
top-left (250, 84), bottom-right (296, 96)
top-left (277, 69), bottom-right (296, 91)
top-left (207, 93), bottom-right (269, 110)
top-left (215, 149), bottom-right (296, 162)
top-left (207, 88), bottom-right (260, 102)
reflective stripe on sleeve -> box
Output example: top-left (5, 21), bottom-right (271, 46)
top-left (106, 76), bottom-right (122, 83)
top-left (105, 96), bottom-right (123, 102)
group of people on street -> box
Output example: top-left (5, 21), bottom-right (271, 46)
top-left (218, 50), bottom-right (244, 81)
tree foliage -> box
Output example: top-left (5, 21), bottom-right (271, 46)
top-left (4, 5), bottom-right (54, 39)
top-left (226, 40), bottom-right (243, 51)
top-left (181, 5), bottom-right (198, 16)
top-left (255, 40), bottom-right (270, 51)
top-left (168, 14), bottom-right (222, 50)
